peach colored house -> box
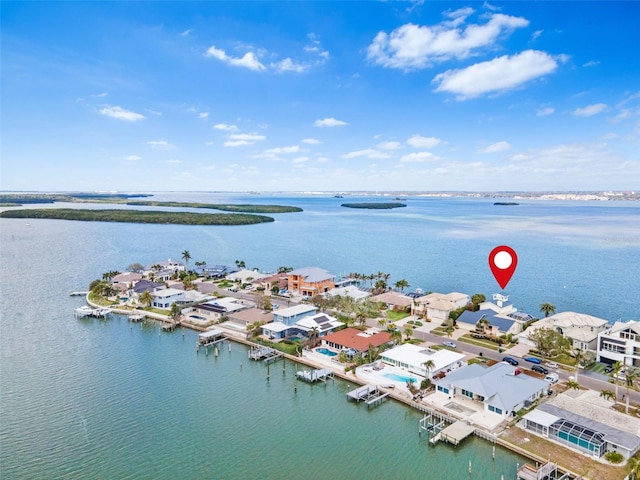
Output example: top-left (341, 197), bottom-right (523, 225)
top-left (287, 267), bottom-right (335, 297)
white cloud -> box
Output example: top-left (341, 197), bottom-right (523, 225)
top-left (146, 109), bottom-right (162, 116)
top-left (315, 117), bottom-right (348, 127)
top-left (433, 50), bottom-right (559, 99)
top-left (224, 140), bottom-right (251, 147)
top-left (213, 123), bottom-right (238, 131)
top-left (205, 45), bottom-right (266, 71)
top-left (400, 152), bottom-right (438, 163)
top-left (531, 30), bottom-right (543, 41)
top-left (229, 133), bottom-right (266, 142)
top-left (166, 159), bottom-right (182, 164)
top-left (264, 145), bottom-right (300, 154)
top-left (407, 135), bottom-right (441, 149)
top-left (147, 140), bottom-right (174, 150)
top-left (292, 157), bottom-right (309, 164)
top-left (180, 29), bottom-right (191, 37)
top-left (367, 12), bottom-right (529, 70)
top-left (572, 103), bottom-right (607, 117)
top-left (342, 149), bottom-right (391, 159)
top-left (91, 92), bottom-right (108, 98)
top-left (123, 155), bottom-right (142, 161)
top-left (536, 107), bottom-right (555, 116)
top-left (99, 105), bottom-right (145, 122)
top-left (271, 58), bottom-right (309, 73)
top-left (377, 141), bottom-right (402, 150)
top-left (302, 138), bottom-right (322, 144)
top-left (582, 60), bottom-right (600, 67)
top-left (478, 141), bottom-right (511, 154)
top-left (199, 112), bottom-right (209, 119)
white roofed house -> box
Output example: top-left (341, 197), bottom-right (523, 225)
top-left (146, 259), bottom-right (185, 282)
top-left (597, 320), bottom-right (640, 368)
top-left (151, 288), bottom-right (185, 309)
top-left (434, 362), bottom-right (548, 418)
top-left (380, 343), bottom-right (466, 379)
top-left (519, 311), bottom-right (609, 352)
top-left (260, 304), bottom-right (343, 340)
top-left (412, 292), bottom-right (470, 324)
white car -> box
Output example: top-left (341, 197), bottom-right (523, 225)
top-left (544, 373), bottom-right (559, 384)
top-left (545, 362), bottom-right (558, 369)
top-left (443, 341), bottom-right (457, 348)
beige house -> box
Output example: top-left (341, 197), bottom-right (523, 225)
top-left (520, 311), bottom-right (609, 351)
top-left (412, 292), bottom-right (470, 323)
top-left (372, 291), bottom-right (412, 311)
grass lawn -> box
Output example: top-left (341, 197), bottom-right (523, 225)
top-left (459, 334), bottom-right (501, 351)
top-left (386, 310), bottom-right (410, 321)
top-left (430, 326), bottom-right (448, 337)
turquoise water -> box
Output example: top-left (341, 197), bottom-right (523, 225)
top-left (316, 347), bottom-right (338, 357)
top-left (1, 194), bottom-right (638, 478)
top-left (384, 373), bottom-right (418, 383)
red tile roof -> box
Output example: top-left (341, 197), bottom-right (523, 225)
top-left (322, 328), bottom-right (392, 352)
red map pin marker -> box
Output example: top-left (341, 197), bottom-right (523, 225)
top-left (489, 246), bottom-right (518, 289)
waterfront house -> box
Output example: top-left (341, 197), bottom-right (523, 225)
top-left (251, 272), bottom-right (289, 294)
top-left (411, 292), bottom-right (470, 322)
top-left (321, 327), bottom-right (392, 355)
top-left (227, 307), bottom-right (274, 328)
top-left (371, 291), bottom-right (412, 311)
top-left (457, 294), bottom-right (534, 336)
top-left (111, 272), bottom-right (142, 292)
top-left (151, 288), bottom-right (185, 309)
top-left (325, 285), bottom-right (371, 301)
top-left (520, 311), bottom-right (608, 351)
top-left (226, 268), bottom-right (269, 284)
top-left (194, 264), bottom-right (234, 279)
top-left (379, 343), bottom-right (466, 378)
top-left (193, 297), bottom-right (249, 322)
top-left (522, 389), bottom-right (640, 460)
top-left (131, 280), bottom-right (166, 302)
top-left (146, 259), bottom-right (185, 282)
top-left (287, 267), bottom-right (335, 297)
top-left (434, 362), bottom-right (548, 418)
top-left (597, 320), bottom-right (640, 368)
top-left (260, 304), bottom-right (342, 340)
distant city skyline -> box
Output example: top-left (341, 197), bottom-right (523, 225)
top-left (2, 1), bottom-right (639, 191)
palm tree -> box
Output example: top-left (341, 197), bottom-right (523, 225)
top-left (539, 302), bottom-right (556, 318)
top-left (308, 327), bottom-right (320, 347)
top-left (599, 389), bottom-right (616, 401)
top-left (403, 324), bottom-right (414, 341)
top-left (377, 318), bottom-right (387, 329)
top-left (611, 361), bottom-right (624, 399)
top-left (181, 250), bottom-right (191, 271)
top-left (139, 290), bottom-right (153, 307)
top-left (235, 259), bottom-right (246, 269)
top-left (629, 455), bottom-right (640, 480)
top-left (476, 317), bottom-right (490, 334)
top-left (573, 349), bottom-right (583, 384)
top-left (624, 368), bottom-right (639, 414)
top-left (390, 329), bottom-right (402, 345)
top-left (422, 359), bottom-right (436, 380)
top-left (566, 379), bottom-right (581, 390)
top-left (394, 279), bottom-right (409, 293)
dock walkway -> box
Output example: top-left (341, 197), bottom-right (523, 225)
top-left (347, 384), bottom-right (390, 407)
top-left (435, 420), bottom-right (476, 446)
top-left (296, 368), bottom-right (333, 383)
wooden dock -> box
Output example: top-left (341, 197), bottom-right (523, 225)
top-left (296, 368), bottom-right (333, 383)
top-left (346, 384), bottom-right (390, 407)
top-left (198, 329), bottom-right (225, 347)
top-left (248, 345), bottom-right (283, 362)
top-left (517, 461), bottom-right (565, 480)
top-left (434, 420), bottom-right (476, 446)
top-left (128, 313), bottom-right (145, 322)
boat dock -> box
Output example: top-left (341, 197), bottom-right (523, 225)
top-left (346, 384), bottom-right (390, 407)
top-left (296, 368), bottom-right (333, 383)
top-left (431, 420), bottom-right (476, 446)
top-left (69, 291), bottom-right (89, 297)
top-left (128, 313), bottom-right (145, 322)
top-left (74, 306), bottom-right (112, 319)
top-left (248, 345), bottom-right (283, 362)
top-left (197, 329), bottom-right (226, 347)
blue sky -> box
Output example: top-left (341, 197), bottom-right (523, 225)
top-left (2, 1), bottom-right (639, 192)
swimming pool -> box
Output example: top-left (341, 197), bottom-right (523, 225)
top-left (315, 348), bottom-right (338, 357)
top-left (383, 373), bottom-right (417, 383)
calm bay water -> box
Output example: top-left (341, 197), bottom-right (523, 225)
top-left (1, 194), bottom-right (638, 478)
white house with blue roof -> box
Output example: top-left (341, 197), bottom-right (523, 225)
top-left (260, 304), bottom-right (343, 340)
top-left (457, 294), bottom-right (534, 335)
top-left (434, 362), bottom-right (549, 418)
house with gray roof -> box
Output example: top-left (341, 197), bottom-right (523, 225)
top-left (457, 294), bottom-right (534, 335)
top-left (434, 362), bottom-right (548, 418)
top-left (522, 389), bottom-right (640, 459)
top-left (520, 311), bottom-right (609, 352)
top-left (287, 267), bottom-right (335, 297)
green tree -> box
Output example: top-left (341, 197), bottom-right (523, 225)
top-left (422, 359), bottom-right (435, 380)
top-left (566, 379), bottom-right (581, 390)
top-left (308, 327), bottom-right (320, 347)
top-left (539, 302), bottom-right (556, 318)
top-left (599, 389), bottom-right (616, 401)
top-left (127, 262), bottom-right (144, 273)
top-left (394, 279), bottom-right (409, 293)
top-left (377, 318), bottom-right (387, 329)
top-left (573, 349), bottom-right (584, 384)
top-left (629, 455), bottom-right (640, 480)
top-left (471, 293), bottom-right (486, 305)
top-left (271, 285), bottom-right (280, 295)
top-left (277, 266), bottom-right (293, 273)
top-left (181, 250), bottom-right (191, 271)
top-left (625, 368), bottom-right (640, 414)
top-left (476, 317), bottom-right (490, 333)
top-left (261, 297), bottom-right (273, 312)
top-left (390, 329), bottom-right (402, 345)
top-left (610, 361), bottom-right (624, 399)
top-left (528, 327), bottom-right (567, 360)
top-left (169, 302), bottom-right (182, 321)
top-left (235, 259), bottom-right (246, 269)
top-left (139, 290), bottom-right (153, 307)
top-left (403, 324), bottom-right (414, 341)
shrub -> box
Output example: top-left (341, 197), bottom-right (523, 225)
top-left (604, 451), bottom-right (623, 463)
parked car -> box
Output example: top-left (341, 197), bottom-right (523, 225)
top-left (544, 373), bottom-right (559, 384)
top-left (524, 356), bottom-right (542, 364)
top-left (532, 365), bottom-right (549, 375)
top-left (545, 361), bottom-right (558, 369)
top-left (502, 356), bottom-right (519, 366)
top-left (604, 364), bottom-right (614, 373)
top-left (443, 341), bottom-right (457, 348)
